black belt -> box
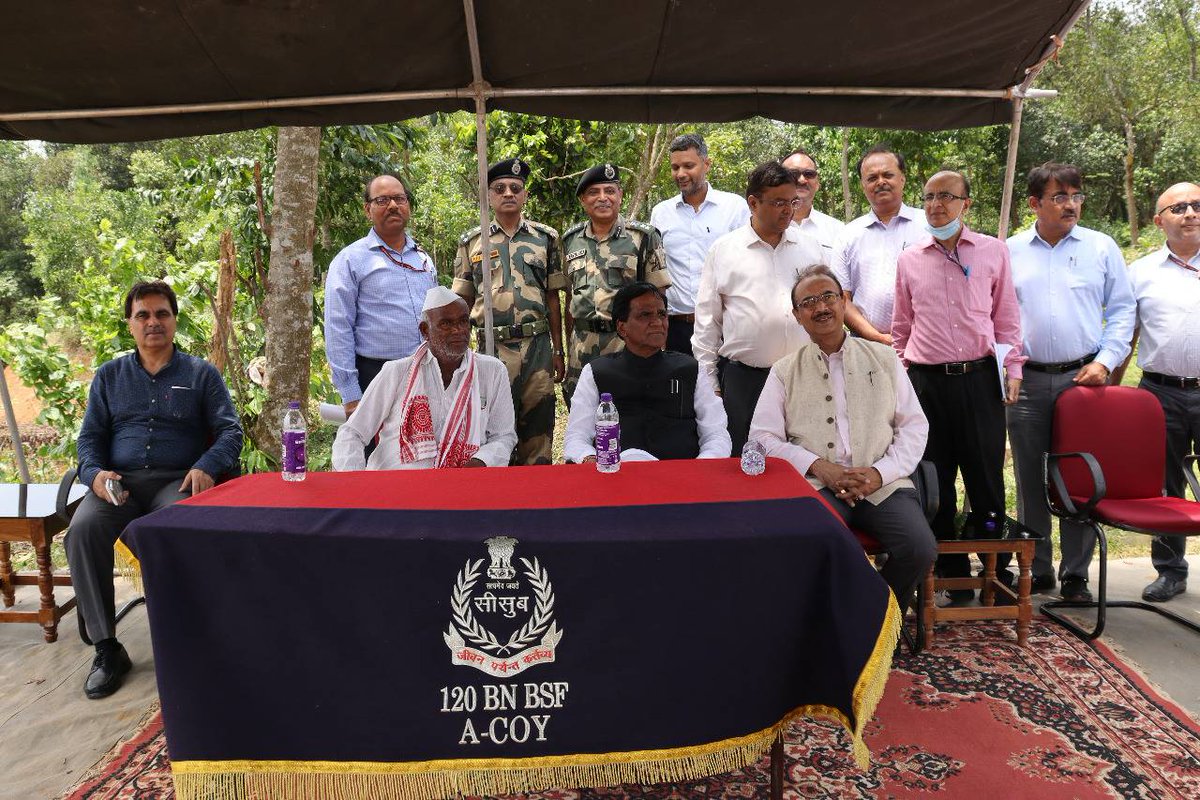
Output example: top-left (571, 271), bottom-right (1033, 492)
top-left (907, 356), bottom-right (993, 375)
top-left (669, 313), bottom-right (695, 323)
top-left (1026, 353), bottom-right (1096, 374)
top-left (1144, 371), bottom-right (1200, 390)
top-left (573, 318), bottom-right (617, 334)
top-left (722, 358), bottom-right (770, 374)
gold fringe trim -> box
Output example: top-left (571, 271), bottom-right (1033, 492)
top-left (113, 538), bottom-right (144, 594)
top-left (849, 589), bottom-right (901, 768)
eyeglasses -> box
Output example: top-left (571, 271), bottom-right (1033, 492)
top-left (1045, 193), bottom-right (1086, 205)
top-left (760, 198), bottom-right (804, 210)
top-left (1160, 200), bottom-right (1200, 215)
top-left (489, 182), bottom-right (525, 196)
top-left (796, 291), bottom-right (841, 310)
top-left (788, 168), bottom-right (819, 181)
top-left (368, 194), bottom-right (410, 208)
top-left (922, 191), bottom-right (968, 204)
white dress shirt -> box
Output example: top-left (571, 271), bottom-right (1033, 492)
top-left (563, 361), bottom-right (731, 462)
top-left (650, 186), bottom-right (750, 315)
top-left (691, 224), bottom-right (828, 382)
top-left (1129, 246), bottom-right (1200, 377)
top-left (748, 340), bottom-right (928, 483)
top-left (791, 207), bottom-right (846, 255)
top-left (332, 349), bottom-right (516, 470)
top-left (833, 204), bottom-right (927, 333)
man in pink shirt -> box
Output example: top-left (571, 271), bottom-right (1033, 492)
top-left (892, 170), bottom-right (1025, 602)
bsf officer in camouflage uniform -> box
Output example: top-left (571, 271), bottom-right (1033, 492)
top-left (562, 163), bottom-right (670, 405)
top-left (452, 158), bottom-right (566, 465)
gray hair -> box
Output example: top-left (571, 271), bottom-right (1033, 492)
top-left (669, 133), bottom-right (708, 159)
top-left (791, 264), bottom-right (843, 308)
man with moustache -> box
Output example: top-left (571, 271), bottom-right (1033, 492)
top-left (782, 148), bottom-right (845, 253)
top-left (561, 163), bottom-right (669, 406)
top-left (325, 174), bottom-right (437, 418)
top-left (564, 282), bottom-right (731, 463)
top-left (650, 134), bottom-right (749, 356)
top-left (892, 170), bottom-right (1025, 602)
top-left (452, 158), bottom-right (565, 465)
top-left (835, 145), bottom-right (926, 345)
top-left (332, 286), bottom-right (516, 470)
top-left (692, 160), bottom-right (828, 455)
top-left (1006, 163), bottom-right (1135, 600)
top-left (749, 265), bottom-right (935, 613)
top-left (1120, 182), bottom-right (1200, 602)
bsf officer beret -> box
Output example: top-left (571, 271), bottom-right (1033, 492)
top-left (576, 163), bottom-right (621, 196)
top-left (488, 158), bottom-right (530, 185)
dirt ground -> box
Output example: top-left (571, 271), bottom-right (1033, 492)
top-left (2, 364), bottom-right (41, 425)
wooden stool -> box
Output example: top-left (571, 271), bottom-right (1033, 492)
top-left (922, 534), bottom-right (1037, 647)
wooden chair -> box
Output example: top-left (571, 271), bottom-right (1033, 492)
top-left (1041, 385), bottom-right (1200, 640)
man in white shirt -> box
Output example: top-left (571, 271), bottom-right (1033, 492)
top-left (749, 264), bottom-right (935, 612)
top-left (332, 286), bottom-right (517, 470)
top-left (650, 134), bottom-right (750, 356)
top-left (782, 148), bottom-right (845, 253)
top-left (834, 145), bottom-right (926, 344)
top-left (1121, 182), bottom-right (1200, 603)
top-left (692, 160), bottom-right (828, 455)
top-left (565, 282), bottom-right (730, 463)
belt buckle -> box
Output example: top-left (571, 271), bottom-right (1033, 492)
top-left (946, 362), bottom-right (967, 375)
top-left (1186, 377), bottom-right (1200, 389)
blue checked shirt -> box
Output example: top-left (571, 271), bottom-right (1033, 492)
top-left (76, 348), bottom-right (243, 490)
top-left (1007, 224), bottom-right (1135, 371)
top-left (324, 228), bottom-right (437, 403)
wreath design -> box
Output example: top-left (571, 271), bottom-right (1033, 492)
top-left (449, 557), bottom-right (556, 655)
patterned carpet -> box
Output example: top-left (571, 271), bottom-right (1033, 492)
top-left (62, 620), bottom-right (1200, 800)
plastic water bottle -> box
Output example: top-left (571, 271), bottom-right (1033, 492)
top-left (282, 401), bottom-right (307, 482)
top-left (595, 392), bottom-right (620, 473)
top-left (741, 440), bottom-right (766, 476)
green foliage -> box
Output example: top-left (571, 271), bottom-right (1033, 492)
top-left (0, 320), bottom-right (86, 440)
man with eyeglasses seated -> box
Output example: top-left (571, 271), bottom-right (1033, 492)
top-left (692, 160), bottom-right (828, 456)
top-left (332, 286), bottom-right (516, 471)
top-left (892, 170), bottom-right (1025, 604)
top-left (1006, 162), bottom-right (1136, 602)
top-left (1116, 182), bottom-right (1200, 603)
top-left (561, 163), bottom-right (669, 408)
top-left (782, 148), bottom-right (845, 253)
top-left (749, 265), bottom-right (935, 615)
top-left (564, 282), bottom-right (730, 464)
top-left (324, 174), bottom-right (437, 423)
top-left (452, 158), bottom-right (566, 465)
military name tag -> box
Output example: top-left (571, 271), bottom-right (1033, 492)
top-left (565, 249), bottom-right (586, 261)
top-left (470, 253), bottom-right (484, 264)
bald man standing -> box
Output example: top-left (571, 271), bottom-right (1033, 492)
top-left (1124, 182), bottom-right (1200, 603)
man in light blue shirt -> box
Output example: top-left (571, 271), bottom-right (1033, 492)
top-left (650, 134), bottom-right (749, 356)
top-left (1007, 162), bottom-right (1135, 601)
top-left (324, 174), bottom-right (437, 417)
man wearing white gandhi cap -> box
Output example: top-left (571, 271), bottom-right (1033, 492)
top-left (333, 286), bottom-right (517, 470)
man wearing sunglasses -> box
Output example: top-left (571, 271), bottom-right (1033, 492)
top-left (1122, 182), bottom-right (1200, 603)
top-left (1006, 163), bottom-right (1136, 602)
top-left (324, 174), bottom-right (437, 421)
top-left (451, 158), bottom-right (566, 466)
top-left (782, 148), bottom-right (844, 253)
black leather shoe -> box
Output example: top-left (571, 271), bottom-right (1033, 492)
top-left (1142, 575), bottom-right (1187, 603)
top-left (1059, 576), bottom-right (1094, 603)
top-left (85, 642), bottom-right (133, 699)
top-left (1031, 574), bottom-right (1056, 593)
top-left (946, 589), bottom-right (976, 606)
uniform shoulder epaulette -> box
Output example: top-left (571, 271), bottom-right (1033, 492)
top-left (526, 219), bottom-right (560, 240)
top-left (458, 225), bottom-right (482, 247)
top-left (625, 219), bottom-right (656, 236)
top-left (562, 221), bottom-right (587, 238)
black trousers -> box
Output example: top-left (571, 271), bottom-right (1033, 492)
top-left (908, 362), bottom-right (1010, 580)
top-left (356, 354), bottom-right (394, 459)
top-left (666, 317), bottom-right (694, 357)
top-left (718, 357), bottom-right (771, 457)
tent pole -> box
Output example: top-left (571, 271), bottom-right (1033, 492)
top-left (462, 0), bottom-right (495, 357)
top-left (997, 94), bottom-right (1025, 240)
top-left (0, 359), bottom-right (31, 484)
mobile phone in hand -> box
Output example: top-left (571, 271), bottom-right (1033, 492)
top-left (104, 477), bottom-right (128, 506)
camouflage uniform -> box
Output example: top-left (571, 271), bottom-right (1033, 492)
top-left (561, 215), bottom-right (669, 405)
top-left (452, 218), bottom-right (565, 465)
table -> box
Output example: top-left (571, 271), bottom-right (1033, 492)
top-left (0, 482), bottom-right (86, 641)
top-left (123, 459), bottom-right (898, 800)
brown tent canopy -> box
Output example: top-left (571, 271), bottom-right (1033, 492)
top-left (0, 0), bottom-right (1085, 143)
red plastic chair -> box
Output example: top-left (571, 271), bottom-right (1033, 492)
top-left (1042, 385), bottom-right (1200, 640)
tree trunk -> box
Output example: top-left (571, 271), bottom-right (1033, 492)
top-left (627, 123), bottom-right (679, 220)
top-left (208, 230), bottom-right (237, 373)
top-left (252, 126), bottom-right (321, 461)
top-left (1121, 118), bottom-right (1140, 245)
top-left (839, 128), bottom-right (854, 221)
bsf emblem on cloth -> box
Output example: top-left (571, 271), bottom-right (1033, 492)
top-left (444, 537), bottom-right (563, 677)
top-left (603, 163), bottom-right (616, 180)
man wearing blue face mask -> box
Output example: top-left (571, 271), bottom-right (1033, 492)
top-left (892, 170), bottom-right (1026, 604)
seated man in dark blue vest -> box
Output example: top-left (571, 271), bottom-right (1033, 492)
top-left (564, 282), bottom-right (731, 462)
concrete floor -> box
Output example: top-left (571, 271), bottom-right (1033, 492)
top-left (0, 558), bottom-right (1196, 800)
